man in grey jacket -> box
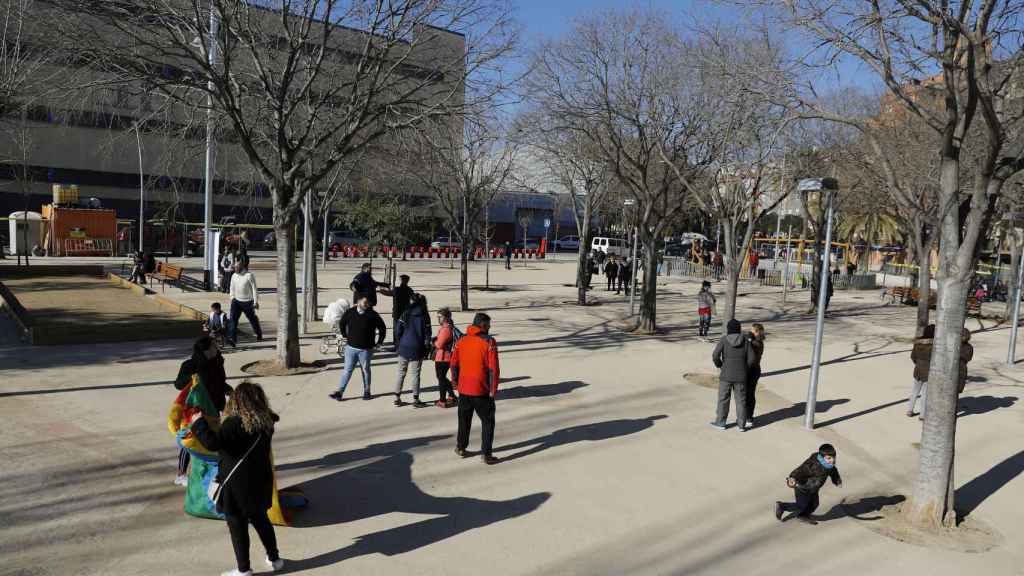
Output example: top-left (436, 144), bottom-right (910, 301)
top-left (710, 319), bottom-right (756, 431)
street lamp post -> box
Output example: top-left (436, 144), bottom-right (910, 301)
top-left (135, 123), bottom-right (144, 253)
top-left (801, 177), bottom-right (839, 429)
top-left (1005, 213), bottom-right (1024, 366)
top-left (202, 5), bottom-right (219, 291)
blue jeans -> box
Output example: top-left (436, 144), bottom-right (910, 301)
top-left (337, 346), bottom-right (373, 397)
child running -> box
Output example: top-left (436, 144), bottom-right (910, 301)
top-left (775, 443), bottom-right (842, 525)
top-left (696, 281), bottom-right (716, 342)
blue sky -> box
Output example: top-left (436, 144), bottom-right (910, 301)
top-left (509, 0), bottom-right (879, 92)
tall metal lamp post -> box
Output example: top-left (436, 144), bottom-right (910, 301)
top-left (801, 177), bottom-right (839, 429)
top-left (202, 5), bottom-right (219, 291)
top-left (1005, 212), bottom-right (1024, 366)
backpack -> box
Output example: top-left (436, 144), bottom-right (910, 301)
top-left (447, 324), bottom-right (464, 353)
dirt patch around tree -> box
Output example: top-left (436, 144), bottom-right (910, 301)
top-left (241, 359), bottom-right (328, 377)
top-left (683, 372), bottom-right (719, 389)
top-left (840, 495), bottom-right (1002, 553)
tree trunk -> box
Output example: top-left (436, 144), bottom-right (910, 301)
top-left (576, 201), bottom-right (592, 306)
top-left (720, 219), bottom-right (741, 333)
top-left (274, 221), bottom-right (301, 368)
top-left (915, 233), bottom-right (932, 337)
top-left (908, 275), bottom-right (967, 528)
top-left (637, 236), bottom-right (658, 333)
top-left (908, 153), bottom-right (967, 529)
top-left (460, 237), bottom-right (470, 311)
top-left (1005, 230), bottom-right (1020, 321)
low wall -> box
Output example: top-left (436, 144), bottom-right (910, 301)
top-left (0, 264), bottom-right (105, 278)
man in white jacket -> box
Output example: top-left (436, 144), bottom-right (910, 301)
top-left (228, 262), bottom-right (263, 345)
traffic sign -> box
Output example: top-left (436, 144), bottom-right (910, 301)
top-left (623, 199), bottom-right (636, 206)
top-left (544, 218), bottom-right (551, 228)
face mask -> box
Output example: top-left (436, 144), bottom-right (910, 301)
top-left (816, 454), bottom-right (835, 469)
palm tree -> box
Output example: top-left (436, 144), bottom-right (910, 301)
top-left (838, 209), bottom-right (903, 272)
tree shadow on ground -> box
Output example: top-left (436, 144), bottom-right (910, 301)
top-left (814, 495), bottom-right (907, 522)
top-left (761, 348), bottom-right (910, 378)
top-left (956, 450), bottom-right (1024, 519)
top-left (498, 380), bottom-right (588, 400)
top-left (276, 434), bottom-right (450, 472)
top-left (754, 399), bottom-right (850, 428)
top-left (813, 399), bottom-right (906, 428)
top-left (492, 415), bottom-right (668, 463)
top-left (957, 395), bottom-right (1018, 417)
top-left (283, 451), bottom-right (550, 571)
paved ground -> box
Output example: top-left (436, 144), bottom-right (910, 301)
top-left (1, 257), bottom-right (1022, 575)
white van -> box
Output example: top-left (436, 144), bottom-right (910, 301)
top-left (591, 237), bottom-right (628, 257)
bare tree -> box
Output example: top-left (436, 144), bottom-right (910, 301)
top-left (527, 10), bottom-right (710, 332)
top-left (513, 114), bottom-right (613, 305)
top-left (744, 0), bottom-right (1024, 529)
top-left (660, 28), bottom-right (792, 330)
top-left (409, 114), bottom-right (518, 310)
top-left (54, 0), bottom-right (515, 367)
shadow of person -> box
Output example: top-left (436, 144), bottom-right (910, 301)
top-left (957, 395), bottom-right (1018, 418)
top-left (493, 415), bottom-right (668, 463)
top-left (755, 399), bottom-right (850, 428)
top-left (815, 495), bottom-right (906, 522)
top-left (283, 452), bottom-right (550, 571)
top-left (498, 380), bottom-right (589, 400)
top-left (277, 434), bottom-right (451, 472)
top-left (956, 449), bottom-right (1024, 519)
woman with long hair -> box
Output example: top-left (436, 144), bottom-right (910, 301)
top-left (191, 381), bottom-right (283, 576)
top-left (432, 307), bottom-right (458, 408)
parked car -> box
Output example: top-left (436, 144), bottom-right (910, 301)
top-left (553, 235), bottom-right (581, 251)
top-left (431, 237), bottom-right (460, 249)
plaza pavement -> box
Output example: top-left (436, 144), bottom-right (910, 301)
top-left (1, 256), bottom-right (1022, 575)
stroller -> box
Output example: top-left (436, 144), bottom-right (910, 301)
top-left (320, 298), bottom-right (350, 356)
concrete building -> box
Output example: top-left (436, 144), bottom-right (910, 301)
top-left (0, 3), bottom-right (467, 241)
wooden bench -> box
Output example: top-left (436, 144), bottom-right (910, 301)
top-left (149, 261), bottom-right (183, 292)
top-left (884, 286), bottom-right (908, 304)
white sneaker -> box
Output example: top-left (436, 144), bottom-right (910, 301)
top-left (173, 475), bottom-right (188, 486)
top-left (221, 570), bottom-right (252, 576)
top-left (266, 557), bottom-right (284, 571)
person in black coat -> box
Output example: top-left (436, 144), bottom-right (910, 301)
top-left (391, 274), bottom-right (414, 349)
top-left (618, 257), bottom-right (632, 295)
top-left (191, 381), bottom-right (284, 575)
top-left (810, 269), bottom-right (834, 312)
top-left (775, 443), bottom-right (842, 525)
top-left (350, 262), bottom-right (388, 307)
top-left (172, 336), bottom-right (231, 485)
top-left (604, 258), bottom-right (619, 291)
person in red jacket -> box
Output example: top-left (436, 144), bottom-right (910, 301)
top-left (451, 312), bottom-right (500, 465)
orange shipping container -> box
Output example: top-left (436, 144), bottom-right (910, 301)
top-left (42, 205), bottom-right (117, 256)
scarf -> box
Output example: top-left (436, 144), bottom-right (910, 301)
top-left (816, 454), bottom-right (834, 469)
